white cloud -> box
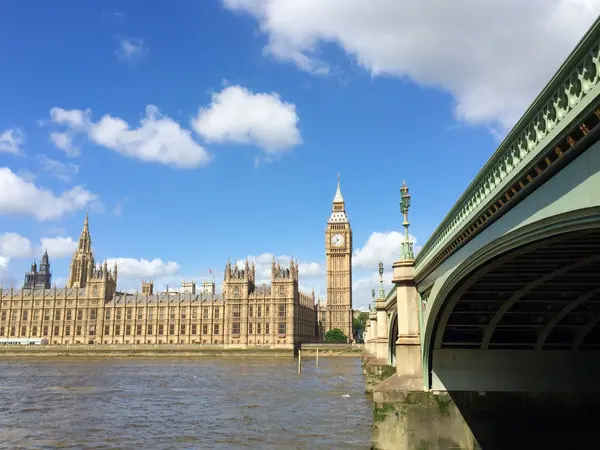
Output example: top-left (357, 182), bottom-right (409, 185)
top-left (0, 232), bottom-right (33, 259)
top-left (222, 0), bottom-right (600, 129)
top-left (38, 155), bottom-right (80, 183)
top-left (192, 85), bottom-right (302, 153)
top-left (297, 261), bottom-right (323, 277)
top-left (16, 170), bottom-right (37, 183)
top-left (353, 231), bottom-right (420, 269)
top-left (50, 132), bottom-right (79, 157)
top-left (0, 128), bottom-right (25, 155)
top-left (352, 270), bottom-right (394, 310)
top-left (50, 107), bottom-right (90, 129)
top-left (235, 252), bottom-right (323, 284)
top-left (106, 257), bottom-right (180, 279)
top-left (48, 105), bottom-right (212, 169)
top-left (115, 38), bottom-right (148, 63)
top-left (0, 167), bottom-right (98, 221)
top-left (40, 236), bottom-right (78, 258)
top-left (53, 276), bottom-right (68, 287)
top-left (0, 232), bottom-right (33, 287)
top-left (0, 265), bottom-right (16, 287)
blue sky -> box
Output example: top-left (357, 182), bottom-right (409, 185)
top-left (0, 0), bottom-right (598, 308)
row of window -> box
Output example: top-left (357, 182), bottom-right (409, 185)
top-left (0, 322), bottom-right (289, 337)
top-left (0, 306), bottom-right (225, 322)
top-left (0, 323), bottom-right (222, 338)
top-left (231, 322), bottom-right (286, 335)
top-left (0, 305), bottom-right (292, 322)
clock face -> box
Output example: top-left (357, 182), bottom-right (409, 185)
top-left (331, 233), bottom-right (345, 247)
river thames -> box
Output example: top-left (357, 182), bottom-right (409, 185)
top-left (0, 356), bottom-right (371, 449)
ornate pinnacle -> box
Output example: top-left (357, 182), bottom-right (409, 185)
top-left (400, 181), bottom-right (414, 261)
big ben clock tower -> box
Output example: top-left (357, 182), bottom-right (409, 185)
top-left (325, 174), bottom-right (353, 340)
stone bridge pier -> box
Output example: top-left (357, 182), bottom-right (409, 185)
top-left (363, 264), bottom-right (396, 393)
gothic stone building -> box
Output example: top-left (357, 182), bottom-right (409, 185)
top-left (0, 176), bottom-right (353, 345)
top-left (0, 217), bottom-right (319, 347)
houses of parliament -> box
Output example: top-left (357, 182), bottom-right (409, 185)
top-left (0, 177), bottom-right (353, 347)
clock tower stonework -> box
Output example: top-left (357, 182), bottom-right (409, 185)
top-left (325, 174), bottom-right (353, 340)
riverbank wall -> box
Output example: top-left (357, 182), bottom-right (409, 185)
top-left (0, 344), bottom-right (294, 358)
top-left (0, 343), bottom-right (364, 358)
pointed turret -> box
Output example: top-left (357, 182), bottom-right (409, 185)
top-left (77, 210), bottom-right (92, 253)
top-left (329, 173), bottom-right (348, 223)
top-left (23, 254), bottom-right (51, 289)
top-left (67, 212), bottom-right (95, 288)
top-left (333, 172), bottom-right (344, 204)
top-left (225, 258), bottom-right (231, 281)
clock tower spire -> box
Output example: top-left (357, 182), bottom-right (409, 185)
top-left (325, 173), bottom-right (353, 341)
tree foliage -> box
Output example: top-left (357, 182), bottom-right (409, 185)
top-left (352, 312), bottom-right (369, 342)
top-left (324, 328), bottom-right (348, 343)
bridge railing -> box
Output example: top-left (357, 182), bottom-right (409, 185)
top-left (414, 17), bottom-right (600, 278)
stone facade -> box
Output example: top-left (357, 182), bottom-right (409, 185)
top-left (0, 215), bottom-right (321, 347)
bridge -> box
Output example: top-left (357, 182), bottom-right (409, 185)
top-left (364, 17), bottom-right (600, 450)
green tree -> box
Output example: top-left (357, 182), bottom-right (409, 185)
top-left (324, 328), bottom-right (348, 343)
top-left (352, 312), bottom-right (369, 342)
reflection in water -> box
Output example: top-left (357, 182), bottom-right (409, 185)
top-left (0, 357), bottom-right (372, 449)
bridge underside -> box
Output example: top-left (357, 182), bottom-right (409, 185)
top-left (421, 228), bottom-right (600, 449)
top-left (440, 228), bottom-right (600, 351)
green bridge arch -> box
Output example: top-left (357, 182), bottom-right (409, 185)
top-left (419, 141), bottom-right (600, 390)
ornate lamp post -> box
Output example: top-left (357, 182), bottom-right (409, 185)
top-left (400, 181), bottom-right (414, 261)
top-left (378, 261), bottom-right (385, 299)
top-left (371, 288), bottom-right (376, 312)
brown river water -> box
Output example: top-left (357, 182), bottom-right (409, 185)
top-left (0, 357), bottom-right (372, 449)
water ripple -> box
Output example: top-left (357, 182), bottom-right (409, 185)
top-left (0, 357), bottom-right (371, 449)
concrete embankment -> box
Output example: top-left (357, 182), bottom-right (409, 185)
top-left (0, 343), bottom-right (364, 358)
top-left (0, 344), bottom-right (294, 358)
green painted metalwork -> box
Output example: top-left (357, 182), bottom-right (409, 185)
top-left (415, 17), bottom-right (600, 276)
top-left (370, 288), bottom-right (376, 313)
top-left (400, 181), bottom-right (414, 260)
top-left (378, 261), bottom-right (386, 298)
